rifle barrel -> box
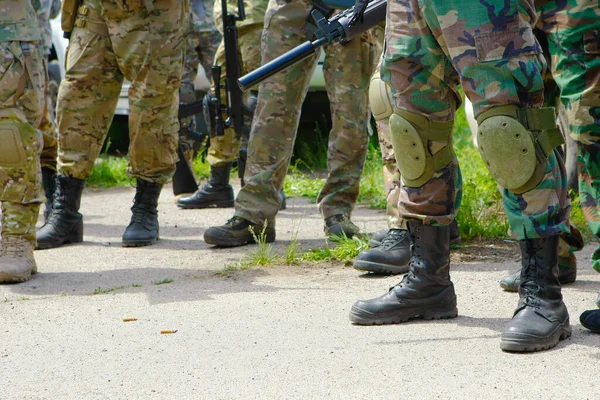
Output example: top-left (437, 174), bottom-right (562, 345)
top-left (238, 37), bottom-right (327, 92)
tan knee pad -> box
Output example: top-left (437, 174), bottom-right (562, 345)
top-left (369, 73), bottom-right (393, 121)
top-left (389, 110), bottom-right (455, 187)
top-left (476, 106), bottom-right (564, 194)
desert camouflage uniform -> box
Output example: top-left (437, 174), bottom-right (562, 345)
top-left (234, 0), bottom-right (378, 223)
top-left (55, 0), bottom-right (188, 184)
top-left (36, 0), bottom-right (61, 172)
top-left (381, 0), bottom-right (569, 240)
top-left (179, 0), bottom-right (221, 159)
top-left (0, 0), bottom-right (46, 242)
top-left (205, 0), bottom-right (268, 167)
top-left (37, 0), bottom-right (61, 56)
top-left (534, 0), bottom-right (600, 270)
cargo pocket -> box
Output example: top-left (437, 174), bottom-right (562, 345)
top-left (475, 25), bottom-right (540, 62)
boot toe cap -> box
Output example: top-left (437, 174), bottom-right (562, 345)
top-left (580, 310), bottom-right (600, 333)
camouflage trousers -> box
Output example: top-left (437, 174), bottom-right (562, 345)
top-left (39, 106), bottom-right (57, 171)
top-left (179, 28), bottom-right (221, 163)
top-left (56, 0), bottom-right (187, 184)
top-left (536, 0), bottom-right (600, 269)
top-left (206, 23), bottom-right (263, 167)
top-left (381, 0), bottom-right (570, 240)
top-left (0, 41), bottom-right (45, 242)
top-left (235, 0), bottom-right (378, 223)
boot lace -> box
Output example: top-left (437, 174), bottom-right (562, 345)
top-left (520, 252), bottom-right (541, 308)
top-left (379, 229), bottom-right (408, 250)
top-left (130, 204), bottom-right (156, 226)
top-left (1, 236), bottom-right (25, 259)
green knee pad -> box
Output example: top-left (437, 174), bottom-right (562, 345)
top-left (476, 106), bottom-right (564, 194)
top-left (369, 73), bottom-right (393, 121)
top-left (389, 110), bottom-right (455, 187)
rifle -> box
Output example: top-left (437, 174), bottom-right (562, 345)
top-left (202, 0), bottom-right (252, 184)
top-left (173, 0), bottom-right (248, 195)
top-left (172, 101), bottom-right (210, 196)
top-left (238, 0), bottom-right (387, 92)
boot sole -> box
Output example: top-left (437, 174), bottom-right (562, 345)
top-left (349, 301), bottom-right (458, 325)
top-left (122, 234), bottom-right (160, 248)
top-left (204, 232), bottom-right (276, 248)
top-left (0, 271), bottom-right (33, 283)
top-left (353, 260), bottom-right (409, 275)
top-left (500, 321), bottom-right (572, 352)
top-left (500, 275), bottom-right (577, 293)
top-left (36, 233), bottom-right (83, 250)
top-left (177, 199), bottom-right (234, 209)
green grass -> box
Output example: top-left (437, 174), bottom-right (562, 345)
top-left (91, 283), bottom-right (143, 294)
top-left (151, 278), bottom-right (174, 285)
top-left (87, 156), bottom-right (134, 187)
top-left (247, 222), bottom-right (278, 266)
top-left (301, 235), bottom-right (369, 266)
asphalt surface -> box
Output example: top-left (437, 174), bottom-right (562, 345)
top-left (1, 185), bottom-right (599, 399)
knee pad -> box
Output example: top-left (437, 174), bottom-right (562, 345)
top-left (390, 110), bottom-right (455, 187)
top-left (369, 73), bottom-right (393, 121)
top-left (0, 118), bottom-right (42, 169)
top-left (476, 106), bottom-right (564, 194)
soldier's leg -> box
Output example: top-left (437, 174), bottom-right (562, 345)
top-left (0, 40), bottom-right (45, 282)
top-left (37, 3), bottom-right (122, 250)
top-left (110, 0), bottom-right (186, 247)
top-left (39, 100), bottom-right (58, 221)
top-left (350, 0), bottom-right (462, 325)
top-left (498, 51), bottom-right (583, 291)
top-left (539, 0), bottom-right (600, 331)
top-left (204, 0), bottom-right (318, 247)
top-left (177, 23), bottom-right (262, 209)
top-left (318, 30), bottom-right (373, 238)
top-left (353, 65), bottom-right (413, 275)
top-left (351, 0), bottom-right (570, 353)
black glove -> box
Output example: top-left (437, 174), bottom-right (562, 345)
top-left (349, 0), bottom-right (369, 27)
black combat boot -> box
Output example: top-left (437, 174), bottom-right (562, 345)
top-left (499, 226), bottom-right (583, 291)
top-left (349, 220), bottom-right (457, 325)
top-left (353, 228), bottom-right (411, 275)
top-left (36, 174), bottom-right (85, 250)
top-left (204, 216), bottom-right (275, 247)
top-left (41, 167), bottom-right (56, 222)
top-left (370, 220), bottom-right (460, 248)
top-left (500, 236), bottom-right (571, 352)
top-left (177, 164), bottom-right (234, 209)
top-left (122, 179), bottom-right (163, 247)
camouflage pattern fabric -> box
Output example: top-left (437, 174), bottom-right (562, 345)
top-left (213, 0), bottom-right (268, 32)
top-left (56, 0), bottom-right (187, 185)
top-left (381, 0), bottom-right (570, 240)
top-left (180, 0), bottom-right (222, 163)
top-left (535, 0), bottom-right (600, 270)
top-left (36, 0), bottom-right (61, 55)
top-left (0, 0), bottom-right (45, 241)
top-left (190, 0), bottom-right (218, 33)
top-left (234, 0), bottom-right (377, 223)
top-left (370, 35), bottom-right (404, 230)
top-left (206, 22), bottom-right (262, 166)
top-left (39, 97), bottom-right (57, 171)
top-left (34, 0), bottom-right (61, 171)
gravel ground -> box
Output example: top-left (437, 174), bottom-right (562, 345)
top-left (1, 185), bottom-right (599, 399)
